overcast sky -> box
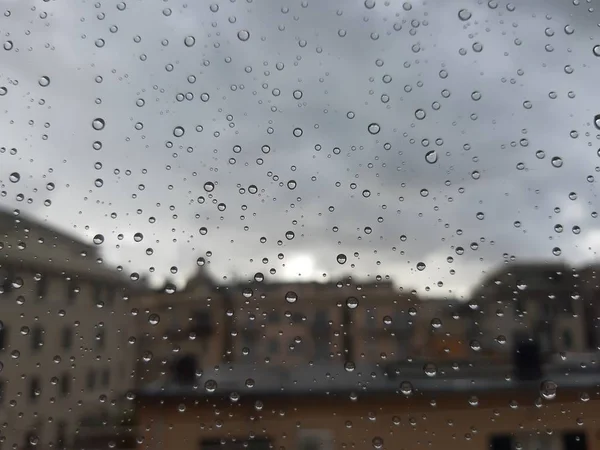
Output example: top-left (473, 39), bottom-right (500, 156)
top-left (1, 0), bottom-right (599, 297)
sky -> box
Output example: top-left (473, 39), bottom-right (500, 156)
top-left (1, 0), bottom-right (600, 298)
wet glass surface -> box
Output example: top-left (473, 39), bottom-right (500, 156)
top-left (1, 0), bottom-right (600, 449)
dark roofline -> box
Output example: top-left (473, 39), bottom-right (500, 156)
top-left (135, 360), bottom-right (600, 400)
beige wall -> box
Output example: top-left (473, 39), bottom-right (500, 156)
top-left (0, 266), bottom-right (137, 449)
top-left (137, 391), bottom-right (600, 450)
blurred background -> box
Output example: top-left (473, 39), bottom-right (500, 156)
top-left (1, 0), bottom-right (600, 448)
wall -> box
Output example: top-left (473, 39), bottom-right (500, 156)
top-left (137, 391), bottom-right (600, 450)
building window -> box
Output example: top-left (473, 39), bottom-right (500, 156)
top-left (67, 280), bottom-right (77, 305)
top-left (60, 373), bottom-right (70, 397)
top-left (201, 438), bottom-right (271, 450)
top-left (106, 287), bottom-right (116, 306)
top-left (96, 328), bottom-right (105, 350)
top-left (0, 325), bottom-right (8, 351)
top-left (29, 376), bottom-right (40, 402)
top-left (0, 268), bottom-right (15, 294)
top-left (563, 330), bottom-right (573, 350)
top-left (297, 430), bottom-right (334, 450)
top-left (268, 310), bottom-right (280, 324)
top-left (56, 421), bottom-right (67, 450)
top-left (93, 283), bottom-right (102, 306)
top-left (268, 338), bottom-right (279, 354)
top-left (563, 432), bottom-right (587, 450)
top-left (86, 370), bottom-right (96, 390)
top-left (61, 327), bottom-right (73, 350)
top-left (31, 326), bottom-right (44, 351)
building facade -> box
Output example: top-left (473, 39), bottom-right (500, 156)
top-left (0, 210), bottom-right (142, 450)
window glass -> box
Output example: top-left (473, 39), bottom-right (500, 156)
top-left (1, 1), bottom-right (600, 449)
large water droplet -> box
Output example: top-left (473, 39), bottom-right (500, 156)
top-left (423, 362), bottom-right (437, 377)
top-left (458, 8), bottom-right (472, 20)
top-left (346, 297), bottom-right (359, 309)
top-left (184, 35), bottom-right (196, 47)
top-left (237, 30), bottom-right (250, 41)
top-left (368, 123), bottom-right (381, 135)
top-left (337, 253), bottom-right (347, 264)
top-left (425, 150), bottom-right (438, 164)
top-left (540, 380), bottom-right (557, 400)
top-left (92, 118), bottom-right (106, 130)
top-left (38, 76), bottom-right (51, 87)
top-left (285, 291), bottom-right (298, 303)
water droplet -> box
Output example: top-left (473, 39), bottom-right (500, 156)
top-left (293, 90), bottom-right (303, 99)
top-left (415, 109), bottom-right (426, 120)
top-left (204, 379), bottom-right (217, 392)
top-left (594, 114), bottom-right (600, 131)
top-left (540, 380), bottom-right (557, 400)
top-left (337, 254), bottom-right (347, 264)
top-left (173, 126), bottom-right (185, 137)
top-left (184, 35), bottom-right (196, 47)
top-left (346, 297), bottom-right (359, 309)
top-left (594, 45), bottom-right (600, 57)
top-left (458, 8), bottom-right (472, 20)
top-left (293, 127), bottom-right (303, 137)
top-left (287, 180), bottom-right (297, 190)
top-left (416, 262), bottom-right (426, 271)
top-left (204, 181), bottom-right (215, 192)
top-left (9, 172), bottom-right (20, 183)
top-left (425, 150), bottom-right (438, 164)
top-left (551, 156), bottom-right (563, 168)
top-left (399, 380), bottom-right (413, 395)
top-left (285, 291), bottom-right (298, 304)
top-left (423, 362), bottom-right (437, 377)
top-left (92, 118), bottom-right (106, 131)
top-left (3, 40), bottom-right (13, 51)
top-left (367, 123), bottom-right (380, 135)
top-left (372, 437), bottom-right (384, 450)
top-left (237, 30), bottom-right (250, 41)
top-left (38, 76), bottom-right (50, 87)
top-left (364, 0), bottom-right (376, 9)
top-left (93, 234), bottom-right (105, 245)
top-left (133, 232), bottom-right (144, 242)
top-left (148, 314), bottom-right (160, 325)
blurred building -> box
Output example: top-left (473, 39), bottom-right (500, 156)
top-left (134, 275), bottom-right (422, 386)
top-left (135, 360), bottom-right (597, 450)
top-left (0, 210), bottom-right (143, 450)
top-left (471, 263), bottom-right (587, 357)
